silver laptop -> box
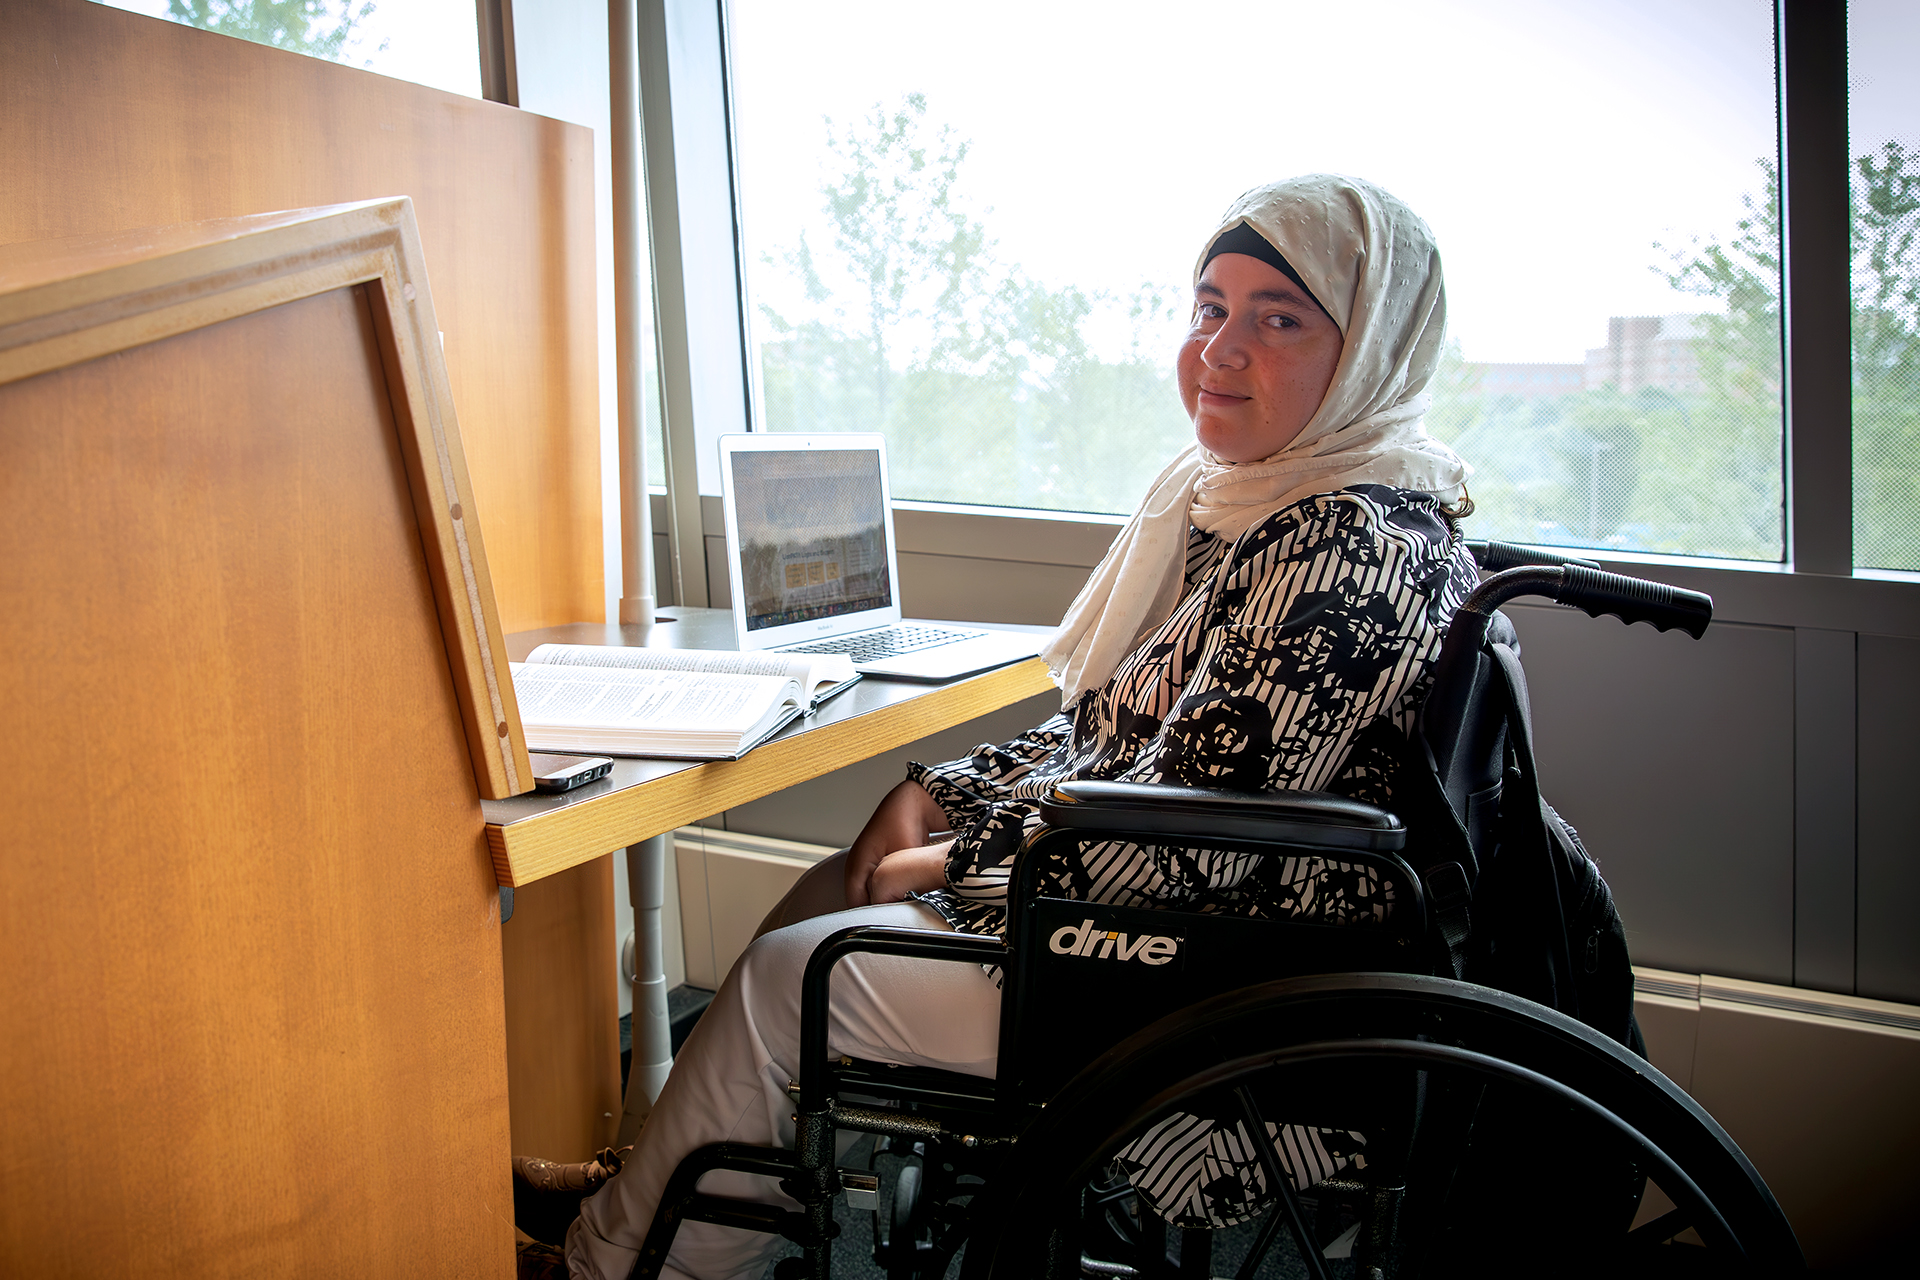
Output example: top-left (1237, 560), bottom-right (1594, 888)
top-left (717, 433), bottom-right (1045, 681)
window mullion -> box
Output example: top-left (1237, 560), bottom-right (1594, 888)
top-left (640, 0), bottom-right (754, 606)
top-left (1779, 0), bottom-right (1855, 575)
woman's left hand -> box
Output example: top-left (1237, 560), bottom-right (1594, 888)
top-left (867, 841), bottom-right (952, 904)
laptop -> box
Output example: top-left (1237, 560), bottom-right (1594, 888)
top-left (717, 433), bottom-right (1046, 681)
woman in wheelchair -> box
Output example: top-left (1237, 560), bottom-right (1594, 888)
top-left (557, 173), bottom-right (1485, 1280)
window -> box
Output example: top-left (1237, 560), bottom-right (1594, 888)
top-left (94, 0), bottom-right (482, 99)
top-left (727, 0), bottom-right (1785, 561)
top-left (1849, 0), bottom-right (1920, 572)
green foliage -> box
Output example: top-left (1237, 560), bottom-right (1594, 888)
top-left (166, 0), bottom-right (380, 61)
top-left (1428, 347), bottom-right (1784, 560)
top-left (756, 96), bottom-right (1191, 515)
top-left (1442, 144), bottom-right (1920, 566)
top-left (1431, 161), bottom-right (1798, 561)
top-left (1639, 145), bottom-right (1920, 568)
top-left (762, 102), bottom-right (1918, 561)
top-left (1659, 162), bottom-right (1785, 412)
top-left (1850, 142), bottom-right (1920, 570)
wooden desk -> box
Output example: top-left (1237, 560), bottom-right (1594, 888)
top-left (482, 610), bottom-right (1056, 887)
top-left (486, 609), bottom-right (1056, 1151)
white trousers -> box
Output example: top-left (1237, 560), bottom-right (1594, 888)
top-left (566, 858), bottom-right (1002, 1280)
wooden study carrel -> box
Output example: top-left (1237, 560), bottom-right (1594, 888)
top-left (0, 202), bottom-right (532, 1275)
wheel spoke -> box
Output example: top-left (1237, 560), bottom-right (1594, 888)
top-left (1232, 1085), bottom-right (1331, 1280)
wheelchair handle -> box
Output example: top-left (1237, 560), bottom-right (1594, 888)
top-left (1459, 564), bottom-right (1713, 640)
top-left (1467, 540), bottom-right (1601, 573)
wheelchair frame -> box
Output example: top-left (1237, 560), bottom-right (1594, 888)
top-left (625, 547), bottom-right (1800, 1280)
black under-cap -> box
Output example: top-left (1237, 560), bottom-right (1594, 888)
top-left (1203, 221), bottom-right (1327, 316)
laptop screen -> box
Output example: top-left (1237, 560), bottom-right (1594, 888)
top-left (728, 446), bottom-right (894, 633)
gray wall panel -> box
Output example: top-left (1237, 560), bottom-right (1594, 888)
top-left (899, 552), bottom-right (1095, 627)
top-left (1857, 633), bottom-right (1920, 1003)
top-left (1505, 605), bottom-right (1795, 983)
top-left (704, 532), bottom-right (729, 609)
top-left (1793, 628), bottom-right (1857, 992)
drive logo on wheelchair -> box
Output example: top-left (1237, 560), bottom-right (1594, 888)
top-left (1048, 917), bottom-right (1181, 965)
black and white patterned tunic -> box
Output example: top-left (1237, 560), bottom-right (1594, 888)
top-left (904, 483), bottom-right (1476, 1226)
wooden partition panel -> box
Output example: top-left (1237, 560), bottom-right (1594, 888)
top-left (502, 858), bottom-right (625, 1160)
top-left (0, 0), bottom-right (616, 1195)
top-left (0, 0), bottom-right (602, 632)
top-left (0, 209), bottom-right (520, 1275)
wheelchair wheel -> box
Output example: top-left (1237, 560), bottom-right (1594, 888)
top-left (885, 1158), bottom-right (926, 1278)
top-left (870, 1135), bottom-right (981, 1280)
top-left (960, 974), bottom-right (1802, 1279)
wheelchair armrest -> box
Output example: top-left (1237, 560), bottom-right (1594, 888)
top-left (798, 926), bottom-right (1009, 1110)
top-left (1037, 780), bottom-right (1406, 852)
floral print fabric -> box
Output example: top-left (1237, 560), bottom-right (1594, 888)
top-left (908, 484), bottom-right (1474, 941)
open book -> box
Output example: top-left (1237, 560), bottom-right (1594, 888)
top-left (508, 644), bottom-right (859, 761)
top-left (521, 643), bottom-right (858, 711)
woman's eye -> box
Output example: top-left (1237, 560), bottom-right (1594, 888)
top-left (1197, 302), bottom-right (1226, 320)
top-left (1266, 313), bottom-right (1299, 329)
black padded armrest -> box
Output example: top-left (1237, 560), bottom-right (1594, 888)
top-left (1037, 781), bottom-right (1405, 852)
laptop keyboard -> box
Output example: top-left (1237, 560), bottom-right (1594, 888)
top-left (782, 624), bottom-right (978, 663)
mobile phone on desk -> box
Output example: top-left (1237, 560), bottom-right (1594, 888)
top-left (529, 753), bottom-right (615, 793)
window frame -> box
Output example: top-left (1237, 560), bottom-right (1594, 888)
top-left (1780, 0), bottom-right (1855, 575)
top-left (633, 0), bottom-right (1920, 999)
top-left (642, 0), bottom-right (1912, 599)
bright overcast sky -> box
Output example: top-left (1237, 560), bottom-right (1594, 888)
top-left (1851, 0), bottom-right (1920, 152)
top-left (729, 0), bottom-right (1784, 366)
top-left (96, 0), bottom-right (481, 98)
top-left (96, 0), bottom-right (1916, 367)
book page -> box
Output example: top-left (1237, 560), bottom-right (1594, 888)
top-left (511, 663), bottom-right (796, 734)
top-left (524, 643), bottom-right (853, 702)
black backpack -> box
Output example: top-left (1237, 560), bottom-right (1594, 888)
top-left (1375, 610), bottom-right (1642, 1055)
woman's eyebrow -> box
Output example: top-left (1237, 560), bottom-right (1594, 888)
top-left (1193, 282), bottom-right (1316, 308)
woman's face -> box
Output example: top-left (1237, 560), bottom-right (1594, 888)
top-left (1178, 252), bottom-right (1344, 463)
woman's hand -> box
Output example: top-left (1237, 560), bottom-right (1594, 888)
top-left (867, 841), bottom-right (953, 904)
top-left (845, 780), bottom-right (950, 907)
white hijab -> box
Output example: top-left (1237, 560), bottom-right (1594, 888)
top-left (1043, 175), bottom-right (1472, 707)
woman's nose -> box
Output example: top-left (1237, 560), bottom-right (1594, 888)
top-left (1203, 318), bottom-right (1251, 368)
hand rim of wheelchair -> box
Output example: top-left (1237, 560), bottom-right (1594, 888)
top-left (957, 972), bottom-right (1802, 1277)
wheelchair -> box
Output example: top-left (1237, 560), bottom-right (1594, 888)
top-left (629, 544), bottom-right (1805, 1279)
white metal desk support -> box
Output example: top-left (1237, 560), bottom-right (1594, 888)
top-left (621, 834), bottom-right (673, 1138)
